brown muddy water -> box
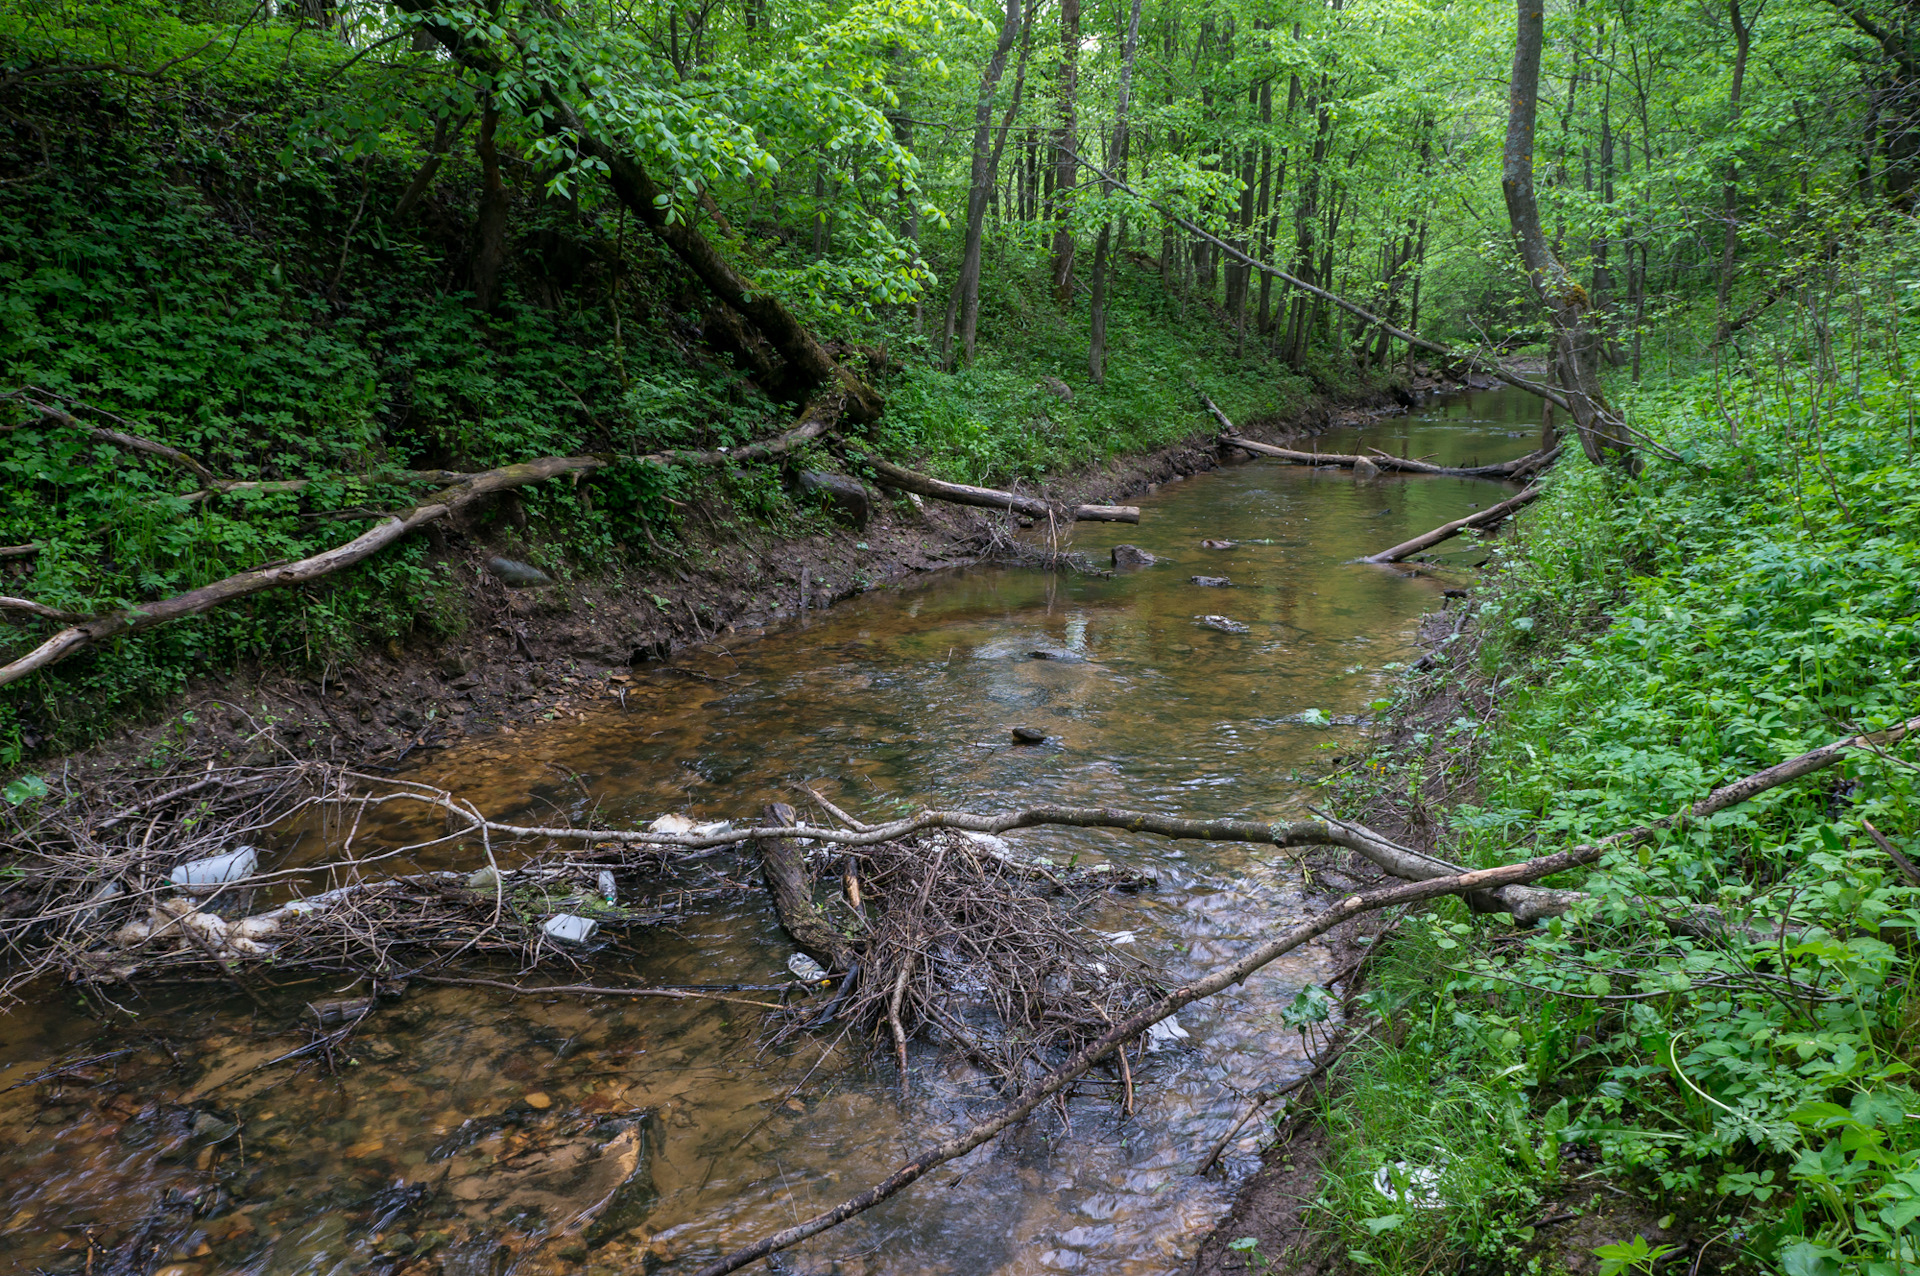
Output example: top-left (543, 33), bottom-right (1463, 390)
top-left (0, 388), bottom-right (1544, 1276)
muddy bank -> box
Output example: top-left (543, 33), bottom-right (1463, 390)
top-left (41, 380), bottom-right (1452, 785)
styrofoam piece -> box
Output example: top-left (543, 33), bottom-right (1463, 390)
top-left (787, 952), bottom-right (829, 983)
top-left (543, 914), bottom-right (599, 944)
top-left (170, 846), bottom-right (258, 891)
top-left (1373, 1160), bottom-right (1446, 1207)
top-left (1145, 1016), bottom-right (1191, 1050)
top-left (648, 813), bottom-right (695, 835)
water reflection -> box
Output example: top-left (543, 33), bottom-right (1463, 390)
top-left (0, 388), bottom-right (1541, 1275)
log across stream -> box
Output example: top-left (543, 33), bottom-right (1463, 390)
top-left (0, 388), bottom-right (1546, 1275)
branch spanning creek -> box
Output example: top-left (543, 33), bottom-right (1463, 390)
top-left (0, 388), bottom-right (1571, 1275)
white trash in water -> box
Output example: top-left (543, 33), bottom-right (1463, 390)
top-left (596, 870), bottom-right (617, 903)
top-left (787, 952), bottom-right (829, 983)
top-left (1098, 929), bottom-right (1138, 945)
top-left (1145, 1016), bottom-right (1192, 1050)
top-left (1373, 1160), bottom-right (1447, 1207)
top-left (692, 821), bottom-right (735, 840)
top-left (649, 813), bottom-right (695, 835)
top-left (959, 830), bottom-right (1015, 856)
top-left (170, 846), bottom-right (258, 891)
top-left (543, 914), bottom-right (599, 945)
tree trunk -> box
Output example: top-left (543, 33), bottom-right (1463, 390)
top-left (1048, 0), bottom-right (1081, 304)
top-left (944, 0), bottom-right (1025, 368)
top-left (470, 97), bottom-right (510, 313)
top-left (1087, 0), bottom-right (1144, 385)
top-left (1712, 0), bottom-right (1753, 345)
top-left (1501, 0), bottom-right (1634, 465)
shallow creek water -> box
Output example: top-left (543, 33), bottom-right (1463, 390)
top-left (0, 388), bottom-right (1543, 1276)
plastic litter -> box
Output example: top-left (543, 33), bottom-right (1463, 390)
top-left (1145, 1016), bottom-right (1192, 1050)
top-left (648, 813), bottom-right (695, 835)
top-left (170, 846), bottom-right (258, 891)
top-left (1373, 1160), bottom-right (1447, 1208)
top-left (542, 914), bottom-right (599, 945)
top-left (787, 952), bottom-right (829, 983)
top-left (596, 870), bottom-right (617, 903)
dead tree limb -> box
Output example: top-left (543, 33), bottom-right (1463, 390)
top-left (866, 458), bottom-right (1139, 523)
top-left (690, 714), bottom-right (1919, 1275)
top-left (0, 455), bottom-right (609, 688)
top-left (3, 391), bottom-right (221, 482)
top-left (758, 802), bottom-right (856, 971)
top-left (1226, 435), bottom-right (1560, 480)
top-left (1362, 484), bottom-right (1543, 564)
top-left (0, 410), bottom-right (848, 686)
top-left (1198, 388), bottom-right (1560, 479)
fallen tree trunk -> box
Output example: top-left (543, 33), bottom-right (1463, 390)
top-left (1198, 387), bottom-right (1560, 479)
top-left (866, 458), bottom-right (1139, 523)
top-left (3, 391), bottom-right (220, 482)
top-left (1362, 483), bottom-right (1543, 564)
top-left (0, 411), bottom-right (846, 688)
top-left (758, 802), bottom-right (856, 972)
top-left (1224, 434), bottom-right (1558, 480)
top-left (0, 456), bottom-right (607, 689)
top-left (690, 713), bottom-right (1918, 1274)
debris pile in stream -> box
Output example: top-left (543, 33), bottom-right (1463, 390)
top-left (796, 826), bottom-right (1160, 1092)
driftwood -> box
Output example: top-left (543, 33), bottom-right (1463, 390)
top-left (1226, 434), bottom-right (1559, 480)
top-left (758, 802), bottom-right (856, 971)
top-left (0, 455), bottom-right (610, 688)
top-left (1362, 483), bottom-right (1543, 564)
top-left (690, 714), bottom-right (1918, 1275)
top-left (866, 457), bottom-right (1140, 523)
top-left (1197, 389), bottom-right (1562, 479)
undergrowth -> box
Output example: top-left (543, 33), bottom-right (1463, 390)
top-left (1313, 309), bottom-right (1920, 1273)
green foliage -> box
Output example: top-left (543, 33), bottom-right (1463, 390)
top-left (1326, 304), bottom-right (1920, 1272)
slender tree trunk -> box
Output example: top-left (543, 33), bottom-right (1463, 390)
top-left (1502, 0), bottom-right (1634, 465)
top-left (1049, 0), bottom-right (1081, 304)
top-left (471, 96), bottom-right (510, 313)
top-left (1088, 0), bottom-right (1144, 384)
top-left (1713, 0), bottom-right (1753, 344)
top-left (944, 0), bottom-right (1024, 368)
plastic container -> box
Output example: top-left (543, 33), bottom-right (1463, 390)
top-left (170, 846), bottom-right (258, 891)
top-left (543, 914), bottom-right (599, 944)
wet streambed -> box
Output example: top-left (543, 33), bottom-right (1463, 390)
top-left (0, 388), bottom-right (1544, 1276)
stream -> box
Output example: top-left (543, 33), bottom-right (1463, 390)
top-left (0, 387), bottom-right (1543, 1276)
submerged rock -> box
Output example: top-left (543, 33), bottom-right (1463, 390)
top-left (1111, 544), bottom-right (1157, 569)
top-left (1195, 615), bottom-right (1249, 634)
top-left (1190, 575), bottom-right (1232, 588)
top-left (1010, 726), bottom-right (1048, 744)
top-left (1028, 649), bottom-right (1083, 662)
top-left (1353, 455), bottom-right (1382, 478)
top-left (1200, 538), bottom-right (1236, 550)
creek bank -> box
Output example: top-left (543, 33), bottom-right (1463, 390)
top-left (35, 379), bottom-right (1450, 786)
